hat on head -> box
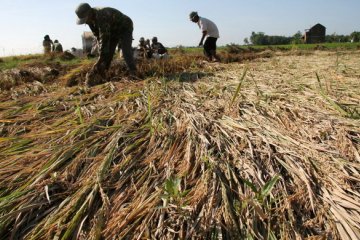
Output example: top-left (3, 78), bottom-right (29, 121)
top-left (152, 37), bottom-right (157, 42)
top-left (54, 40), bottom-right (59, 43)
top-left (139, 37), bottom-right (145, 42)
top-left (75, 3), bottom-right (92, 25)
top-left (189, 11), bottom-right (198, 20)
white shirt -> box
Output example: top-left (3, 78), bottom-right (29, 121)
top-left (198, 17), bottom-right (219, 38)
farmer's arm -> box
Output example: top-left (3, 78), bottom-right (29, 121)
top-left (89, 24), bottom-right (100, 40)
top-left (92, 21), bottom-right (110, 73)
top-left (199, 31), bottom-right (207, 46)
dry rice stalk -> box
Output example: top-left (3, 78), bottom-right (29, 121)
top-left (0, 50), bottom-right (359, 239)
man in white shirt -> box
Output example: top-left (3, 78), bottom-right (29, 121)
top-left (190, 11), bottom-right (220, 62)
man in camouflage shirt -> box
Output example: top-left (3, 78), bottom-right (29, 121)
top-left (75, 3), bottom-right (137, 86)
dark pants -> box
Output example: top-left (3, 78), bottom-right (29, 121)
top-left (94, 29), bottom-right (136, 75)
top-left (117, 31), bottom-right (137, 72)
top-left (203, 37), bottom-right (218, 60)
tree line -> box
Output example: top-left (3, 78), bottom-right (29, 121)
top-left (244, 31), bottom-right (360, 45)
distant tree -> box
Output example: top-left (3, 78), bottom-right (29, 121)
top-left (243, 38), bottom-right (249, 45)
top-left (325, 33), bottom-right (351, 43)
top-left (268, 35), bottom-right (292, 45)
top-left (350, 31), bottom-right (360, 42)
top-left (326, 33), bottom-right (339, 43)
top-left (292, 31), bottom-right (303, 44)
top-left (250, 32), bottom-right (291, 45)
top-left (250, 32), bottom-right (267, 45)
top-left (247, 31), bottom-right (358, 45)
top-left (250, 32), bottom-right (258, 45)
top-left (338, 35), bottom-right (350, 42)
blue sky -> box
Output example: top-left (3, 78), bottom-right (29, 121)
top-left (0, 0), bottom-right (359, 56)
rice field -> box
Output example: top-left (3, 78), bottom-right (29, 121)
top-left (0, 49), bottom-right (359, 239)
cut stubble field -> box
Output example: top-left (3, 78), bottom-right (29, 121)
top-left (0, 50), bottom-right (359, 239)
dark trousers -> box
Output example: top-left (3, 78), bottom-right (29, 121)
top-left (203, 37), bottom-right (218, 60)
top-left (95, 30), bottom-right (136, 74)
top-left (118, 31), bottom-right (137, 71)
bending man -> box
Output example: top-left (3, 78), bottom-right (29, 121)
top-left (189, 11), bottom-right (220, 62)
top-left (75, 3), bottom-right (137, 86)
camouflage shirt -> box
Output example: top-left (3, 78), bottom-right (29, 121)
top-left (88, 7), bottom-right (133, 60)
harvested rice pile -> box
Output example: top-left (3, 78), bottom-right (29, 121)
top-left (0, 50), bottom-right (359, 239)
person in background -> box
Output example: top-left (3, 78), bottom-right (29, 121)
top-left (75, 3), bottom-right (137, 86)
top-left (52, 40), bottom-right (63, 53)
top-left (43, 35), bottom-right (53, 54)
top-left (137, 37), bottom-right (152, 59)
top-left (150, 36), bottom-right (168, 59)
top-left (189, 11), bottom-right (220, 62)
top-left (70, 47), bottom-right (84, 58)
top-left (145, 39), bottom-right (151, 50)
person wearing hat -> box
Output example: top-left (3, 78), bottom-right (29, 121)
top-left (150, 37), bottom-right (168, 59)
top-left (151, 37), bottom-right (167, 55)
top-left (189, 11), bottom-right (220, 62)
top-left (75, 3), bottom-right (137, 86)
top-left (145, 39), bottom-right (152, 52)
top-left (43, 35), bottom-right (53, 54)
top-left (52, 40), bottom-right (63, 53)
top-left (137, 37), bottom-right (152, 59)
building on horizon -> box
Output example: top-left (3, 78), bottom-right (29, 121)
top-left (304, 23), bottom-right (326, 44)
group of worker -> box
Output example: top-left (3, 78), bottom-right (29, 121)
top-left (137, 36), bottom-right (168, 59)
top-left (42, 35), bottom-right (63, 54)
top-left (46, 3), bottom-right (220, 86)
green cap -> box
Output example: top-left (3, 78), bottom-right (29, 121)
top-left (75, 3), bottom-right (92, 25)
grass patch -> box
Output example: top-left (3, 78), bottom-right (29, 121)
top-left (0, 54), bottom-right (43, 71)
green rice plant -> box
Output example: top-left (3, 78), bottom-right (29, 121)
top-left (75, 103), bottom-right (84, 125)
top-left (0, 138), bottom-right (33, 157)
top-left (243, 175), bottom-right (280, 204)
top-left (161, 177), bottom-right (189, 206)
top-left (6, 103), bottom-right (33, 118)
top-left (230, 67), bottom-right (248, 106)
top-left (61, 185), bottom-right (99, 240)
